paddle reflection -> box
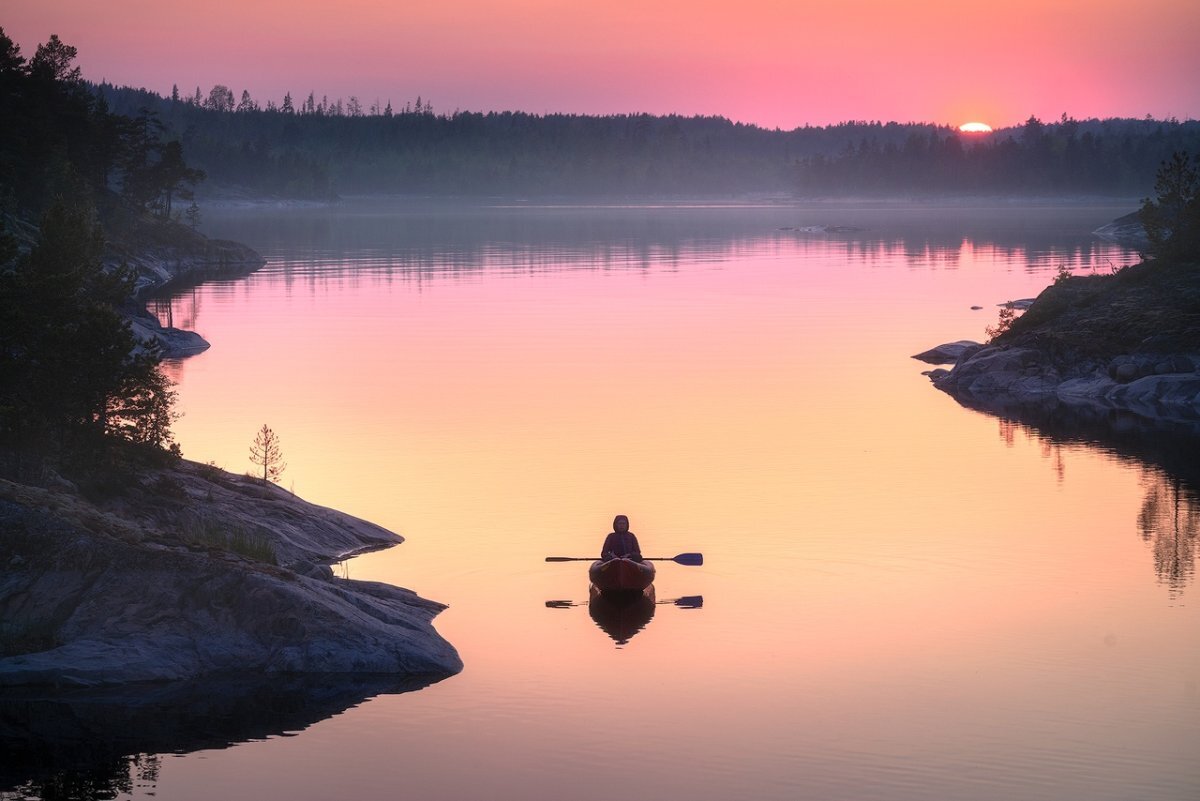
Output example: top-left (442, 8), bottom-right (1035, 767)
top-left (545, 589), bottom-right (703, 647)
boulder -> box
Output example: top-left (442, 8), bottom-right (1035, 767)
top-left (911, 340), bottom-right (984, 365)
top-left (128, 307), bottom-right (210, 358)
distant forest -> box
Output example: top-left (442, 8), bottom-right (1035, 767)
top-left (92, 81), bottom-right (1200, 200)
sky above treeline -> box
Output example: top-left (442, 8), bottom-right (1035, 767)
top-left (6, 0), bottom-right (1199, 130)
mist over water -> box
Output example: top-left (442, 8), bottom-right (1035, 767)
top-left (7, 200), bottom-right (1197, 801)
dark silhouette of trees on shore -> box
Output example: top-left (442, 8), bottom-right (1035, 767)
top-left (0, 202), bottom-right (179, 478)
top-left (0, 28), bottom-right (205, 221)
top-left (792, 116), bottom-right (1200, 197)
top-left (0, 28), bottom-right (198, 482)
top-left (89, 76), bottom-right (1200, 200)
top-left (1139, 151), bottom-right (1200, 259)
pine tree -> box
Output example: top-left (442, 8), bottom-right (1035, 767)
top-left (1140, 151), bottom-right (1200, 259)
top-left (248, 424), bottom-right (286, 483)
top-left (0, 202), bottom-right (179, 473)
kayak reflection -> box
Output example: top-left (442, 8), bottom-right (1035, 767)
top-left (589, 585), bottom-right (656, 645)
top-left (545, 591), bottom-right (703, 647)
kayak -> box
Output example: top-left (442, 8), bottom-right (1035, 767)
top-left (588, 557), bottom-right (656, 592)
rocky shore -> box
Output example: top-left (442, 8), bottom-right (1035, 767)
top-left (106, 217), bottom-right (266, 358)
top-left (0, 460), bottom-right (462, 687)
top-left (915, 256), bottom-right (1200, 431)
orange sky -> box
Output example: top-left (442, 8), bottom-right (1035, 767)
top-left (5, 0), bottom-right (1199, 129)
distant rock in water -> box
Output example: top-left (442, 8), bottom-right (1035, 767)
top-left (1093, 210), bottom-right (1150, 252)
top-left (0, 461), bottom-right (462, 687)
top-left (785, 225), bottom-right (866, 235)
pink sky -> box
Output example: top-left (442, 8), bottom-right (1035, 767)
top-left (5, 0), bottom-right (1199, 129)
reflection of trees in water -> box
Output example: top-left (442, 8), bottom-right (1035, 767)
top-left (192, 203), bottom-right (1136, 286)
top-left (1138, 476), bottom-right (1199, 599)
top-left (986, 409), bottom-right (1200, 596)
top-left (11, 754), bottom-right (160, 801)
top-left (998, 418), bottom-right (1066, 482)
top-left (0, 674), bottom-right (441, 800)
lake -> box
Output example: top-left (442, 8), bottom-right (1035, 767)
top-left (5, 199), bottom-right (1199, 800)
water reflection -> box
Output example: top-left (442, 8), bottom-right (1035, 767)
top-left (545, 590), bottom-right (703, 647)
top-left (976, 400), bottom-right (1200, 596)
top-left (192, 200), bottom-right (1134, 285)
top-left (0, 674), bottom-right (442, 799)
top-left (589, 586), bottom-right (657, 646)
top-left (1138, 478), bottom-right (1199, 599)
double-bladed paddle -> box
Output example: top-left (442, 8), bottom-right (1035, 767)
top-left (545, 595), bottom-right (703, 608)
top-left (545, 552), bottom-right (703, 566)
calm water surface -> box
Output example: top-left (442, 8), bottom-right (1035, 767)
top-left (6, 200), bottom-right (1199, 800)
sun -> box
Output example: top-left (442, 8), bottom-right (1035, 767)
top-left (958, 121), bottom-right (994, 133)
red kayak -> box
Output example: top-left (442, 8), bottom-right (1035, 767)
top-left (588, 557), bottom-right (656, 592)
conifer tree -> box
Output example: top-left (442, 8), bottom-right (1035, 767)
top-left (249, 424), bottom-right (286, 483)
top-left (0, 202), bottom-right (179, 474)
top-left (1140, 151), bottom-right (1200, 259)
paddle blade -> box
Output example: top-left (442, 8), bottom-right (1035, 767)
top-left (674, 595), bottom-right (704, 609)
top-left (545, 556), bottom-right (591, 562)
top-left (674, 552), bottom-right (704, 566)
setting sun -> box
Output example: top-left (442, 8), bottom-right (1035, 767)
top-left (959, 121), bottom-right (994, 133)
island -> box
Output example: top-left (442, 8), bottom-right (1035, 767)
top-left (916, 208), bottom-right (1200, 438)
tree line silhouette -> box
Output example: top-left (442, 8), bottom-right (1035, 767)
top-left (0, 29), bottom-right (187, 485)
top-left (94, 79), bottom-right (1200, 199)
top-left (795, 115), bottom-right (1200, 196)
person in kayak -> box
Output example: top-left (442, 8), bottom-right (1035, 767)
top-left (601, 515), bottom-right (643, 562)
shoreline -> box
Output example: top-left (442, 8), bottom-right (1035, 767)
top-left (917, 340), bottom-right (1200, 432)
top-left (916, 250), bottom-right (1200, 443)
top-left (106, 221), bottom-right (267, 359)
top-left (0, 460), bottom-right (463, 687)
top-left (0, 223), bottom-right (462, 687)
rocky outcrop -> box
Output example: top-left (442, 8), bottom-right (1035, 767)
top-left (919, 251), bottom-right (1200, 431)
top-left (1093, 210), bottom-right (1150, 252)
top-left (920, 340), bottom-right (1200, 429)
top-left (104, 221), bottom-right (266, 358)
top-left (912, 340), bottom-right (983, 364)
top-left (128, 306), bottom-right (210, 357)
top-left (109, 237), bottom-right (264, 302)
top-left (0, 461), bottom-right (462, 687)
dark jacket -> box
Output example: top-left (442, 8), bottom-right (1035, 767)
top-left (601, 530), bottom-right (643, 562)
